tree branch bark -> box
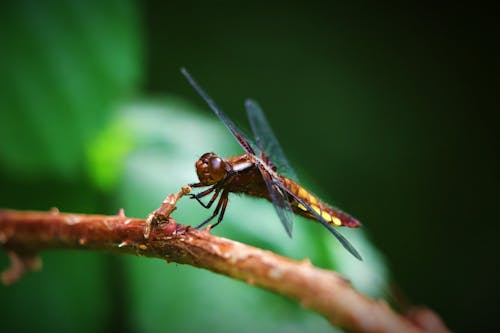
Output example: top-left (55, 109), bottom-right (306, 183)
top-left (0, 208), bottom-right (451, 333)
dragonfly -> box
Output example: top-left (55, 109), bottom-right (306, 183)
top-left (181, 68), bottom-right (363, 260)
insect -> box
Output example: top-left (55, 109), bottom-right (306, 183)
top-left (181, 68), bottom-right (362, 260)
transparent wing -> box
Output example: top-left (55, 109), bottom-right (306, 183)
top-left (181, 68), bottom-right (257, 155)
top-left (259, 164), bottom-right (294, 237)
top-left (278, 183), bottom-right (363, 260)
top-left (245, 99), bottom-right (299, 181)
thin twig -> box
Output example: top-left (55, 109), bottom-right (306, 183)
top-left (0, 208), bottom-right (450, 333)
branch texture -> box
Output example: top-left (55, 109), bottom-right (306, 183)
top-left (0, 208), bottom-right (450, 333)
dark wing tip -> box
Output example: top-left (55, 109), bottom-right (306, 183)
top-left (285, 223), bottom-right (293, 238)
top-left (337, 233), bottom-right (363, 261)
top-left (318, 218), bottom-right (363, 261)
top-left (245, 98), bottom-right (256, 108)
top-left (350, 246), bottom-right (363, 261)
top-left (180, 67), bottom-right (195, 84)
top-left (343, 239), bottom-right (363, 261)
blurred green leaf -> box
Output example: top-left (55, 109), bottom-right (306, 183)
top-left (86, 113), bottom-right (136, 191)
top-left (124, 256), bottom-right (338, 333)
top-left (0, 0), bottom-right (142, 179)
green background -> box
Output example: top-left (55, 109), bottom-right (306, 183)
top-left (0, 1), bottom-right (497, 332)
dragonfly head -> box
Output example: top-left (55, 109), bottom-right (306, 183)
top-left (195, 152), bottom-right (228, 185)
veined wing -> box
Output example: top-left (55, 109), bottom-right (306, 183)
top-left (181, 68), bottom-right (257, 155)
top-left (245, 99), bottom-right (299, 181)
top-left (279, 183), bottom-right (363, 260)
top-left (258, 164), bottom-right (294, 237)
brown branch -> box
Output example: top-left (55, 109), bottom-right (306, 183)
top-left (0, 207), bottom-right (451, 333)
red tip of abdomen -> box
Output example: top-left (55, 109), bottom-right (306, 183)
top-left (336, 211), bottom-right (362, 228)
top-left (345, 218), bottom-right (362, 228)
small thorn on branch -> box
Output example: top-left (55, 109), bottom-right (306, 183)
top-left (2, 251), bottom-right (42, 285)
top-left (117, 208), bottom-right (126, 217)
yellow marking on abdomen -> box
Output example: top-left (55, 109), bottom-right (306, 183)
top-left (289, 180), bottom-right (343, 226)
top-left (311, 205), bottom-right (321, 216)
top-left (308, 194), bottom-right (319, 205)
top-left (332, 216), bottom-right (342, 226)
top-left (297, 201), bottom-right (342, 226)
top-left (296, 186), bottom-right (320, 207)
top-left (298, 187), bottom-right (308, 199)
top-left (321, 211), bottom-right (332, 222)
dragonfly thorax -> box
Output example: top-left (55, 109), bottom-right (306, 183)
top-left (195, 152), bottom-right (229, 185)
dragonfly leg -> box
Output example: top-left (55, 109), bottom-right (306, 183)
top-left (191, 174), bottom-right (233, 208)
top-left (188, 182), bottom-right (206, 188)
top-left (209, 191), bottom-right (229, 229)
top-left (196, 191), bottom-right (229, 229)
top-left (191, 186), bottom-right (222, 209)
top-left (196, 192), bottom-right (226, 229)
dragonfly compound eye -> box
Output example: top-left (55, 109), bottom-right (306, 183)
top-left (195, 153), bottom-right (227, 185)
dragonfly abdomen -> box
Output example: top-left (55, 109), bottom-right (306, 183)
top-left (281, 177), bottom-right (361, 228)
